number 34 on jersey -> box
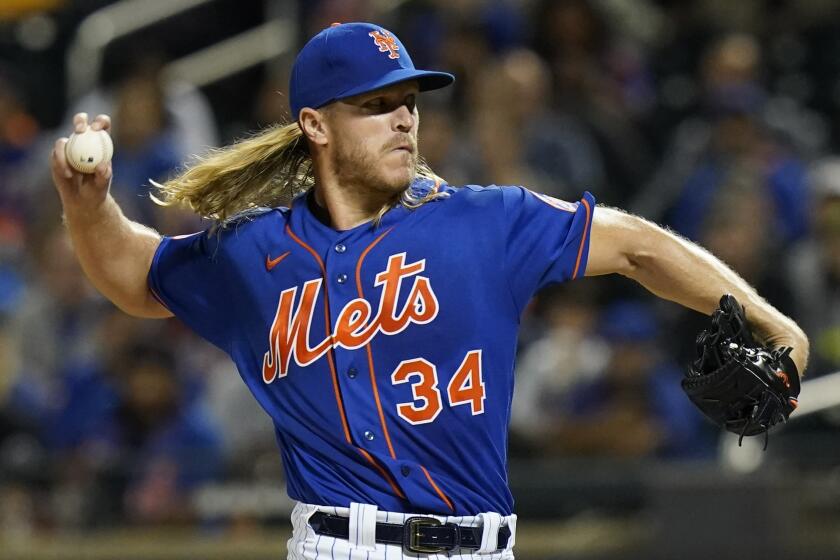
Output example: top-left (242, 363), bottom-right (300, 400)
top-left (391, 349), bottom-right (486, 425)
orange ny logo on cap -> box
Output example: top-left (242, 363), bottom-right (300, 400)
top-left (369, 30), bottom-right (400, 59)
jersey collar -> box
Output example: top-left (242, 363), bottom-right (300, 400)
top-left (288, 179), bottom-right (435, 245)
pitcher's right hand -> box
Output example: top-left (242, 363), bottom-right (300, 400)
top-left (51, 113), bottom-right (114, 217)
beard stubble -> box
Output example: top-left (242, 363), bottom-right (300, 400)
top-left (331, 135), bottom-right (417, 198)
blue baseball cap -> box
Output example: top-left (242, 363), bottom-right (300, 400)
top-left (289, 22), bottom-right (455, 119)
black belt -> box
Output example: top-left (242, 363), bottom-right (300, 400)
top-left (309, 511), bottom-right (510, 554)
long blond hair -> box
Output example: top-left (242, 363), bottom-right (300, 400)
top-left (152, 122), bottom-right (447, 223)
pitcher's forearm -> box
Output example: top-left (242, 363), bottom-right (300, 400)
top-left (52, 113), bottom-right (171, 318)
top-left (63, 195), bottom-right (170, 318)
top-left (624, 222), bottom-right (809, 372)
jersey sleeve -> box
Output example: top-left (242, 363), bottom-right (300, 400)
top-left (148, 231), bottom-right (231, 352)
top-left (502, 187), bottom-right (595, 312)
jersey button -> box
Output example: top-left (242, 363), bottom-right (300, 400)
top-left (337, 273), bottom-right (348, 284)
top-left (347, 367), bottom-right (358, 379)
top-left (363, 430), bottom-right (375, 441)
top-left (335, 244), bottom-right (346, 253)
top-left (400, 466), bottom-right (411, 477)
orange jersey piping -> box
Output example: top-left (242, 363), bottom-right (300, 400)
top-left (355, 228), bottom-right (397, 459)
top-left (572, 197), bottom-right (592, 279)
top-left (421, 466), bottom-right (455, 512)
top-left (286, 224), bottom-right (406, 500)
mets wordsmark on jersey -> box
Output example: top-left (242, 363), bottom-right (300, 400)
top-left (262, 253), bottom-right (438, 382)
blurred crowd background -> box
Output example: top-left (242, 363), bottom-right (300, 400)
top-left (1, 0), bottom-right (840, 558)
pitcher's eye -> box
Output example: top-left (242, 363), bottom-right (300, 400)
top-left (364, 98), bottom-right (384, 110)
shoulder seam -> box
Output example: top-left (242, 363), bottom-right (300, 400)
top-left (498, 187), bottom-right (522, 316)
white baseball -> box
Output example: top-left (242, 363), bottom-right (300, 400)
top-left (64, 126), bottom-right (113, 174)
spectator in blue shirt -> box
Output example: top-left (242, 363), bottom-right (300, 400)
top-left (559, 300), bottom-right (715, 459)
top-left (45, 341), bottom-right (223, 525)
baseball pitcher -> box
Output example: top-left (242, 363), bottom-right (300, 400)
top-left (50, 22), bottom-right (808, 559)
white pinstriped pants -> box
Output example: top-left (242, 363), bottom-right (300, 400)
top-left (287, 502), bottom-right (517, 559)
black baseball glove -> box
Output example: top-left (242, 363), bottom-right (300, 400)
top-left (682, 294), bottom-right (800, 447)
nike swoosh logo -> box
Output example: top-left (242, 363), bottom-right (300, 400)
top-left (266, 251), bottom-right (291, 271)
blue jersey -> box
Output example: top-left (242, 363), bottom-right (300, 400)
top-left (148, 179), bottom-right (595, 516)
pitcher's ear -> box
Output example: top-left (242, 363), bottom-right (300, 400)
top-left (299, 107), bottom-right (329, 147)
